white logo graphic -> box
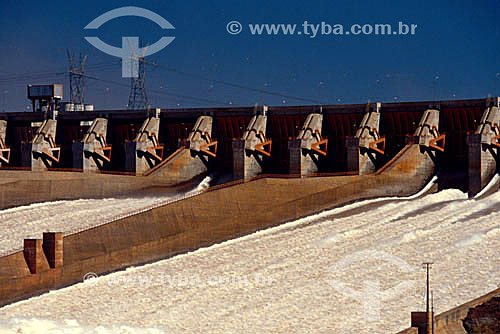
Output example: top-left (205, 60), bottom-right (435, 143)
top-left (84, 6), bottom-right (175, 78)
top-left (327, 250), bottom-right (416, 322)
top-left (226, 21), bottom-right (243, 35)
top-left (83, 272), bottom-right (98, 281)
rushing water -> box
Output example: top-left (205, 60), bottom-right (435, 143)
top-left (0, 176), bottom-right (212, 256)
top-left (0, 183), bottom-right (499, 333)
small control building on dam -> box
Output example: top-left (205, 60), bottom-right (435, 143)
top-left (0, 86), bottom-right (499, 306)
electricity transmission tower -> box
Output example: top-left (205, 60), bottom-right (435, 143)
top-left (128, 57), bottom-right (148, 110)
top-left (67, 50), bottom-right (88, 104)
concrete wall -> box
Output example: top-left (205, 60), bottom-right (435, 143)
top-left (467, 133), bottom-right (499, 197)
top-left (0, 135), bottom-right (438, 306)
top-left (0, 169), bottom-right (189, 210)
top-left (396, 288), bottom-right (500, 334)
top-left (146, 147), bottom-right (208, 184)
top-left (0, 172), bottom-right (416, 306)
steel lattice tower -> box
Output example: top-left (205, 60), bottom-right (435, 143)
top-left (67, 50), bottom-right (87, 104)
top-left (128, 57), bottom-right (148, 110)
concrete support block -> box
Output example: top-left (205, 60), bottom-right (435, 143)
top-left (0, 120), bottom-right (6, 141)
top-left (23, 239), bottom-right (50, 274)
top-left (415, 109), bottom-right (441, 147)
top-left (125, 117), bottom-right (163, 175)
top-left (43, 232), bottom-right (63, 269)
top-left (232, 139), bottom-right (264, 180)
top-left (0, 120), bottom-right (10, 167)
top-left (232, 140), bottom-right (245, 179)
top-left (232, 113), bottom-right (270, 180)
top-left (124, 141), bottom-right (138, 172)
top-left (28, 119), bottom-right (59, 171)
top-left (72, 142), bottom-right (84, 170)
top-left (346, 137), bottom-right (360, 173)
top-left (73, 118), bottom-right (110, 172)
top-left (289, 113), bottom-right (326, 175)
top-left (410, 311), bottom-right (433, 334)
top-left (467, 106), bottom-right (499, 197)
top-left (20, 142), bottom-right (33, 168)
top-left (288, 139), bottom-right (301, 175)
top-left (347, 104), bottom-right (383, 174)
top-left (403, 109), bottom-right (445, 176)
top-left (476, 106), bottom-right (500, 145)
top-left (467, 134), bottom-right (482, 197)
top-left (186, 115), bottom-right (217, 169)
top-left (189, 116), bottom-right (214, 152)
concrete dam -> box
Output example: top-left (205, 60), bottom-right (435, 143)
top-left (0, 97), bottom-right (497, 206)
top-left (0, 96), bottom-right (499, 332)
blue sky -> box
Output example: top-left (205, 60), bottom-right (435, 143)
top-left (0, 0), bottom-right (498, 110)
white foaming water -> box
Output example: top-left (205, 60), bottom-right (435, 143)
top-left (0, 176), bottom-right (212, 256)
top-left (0, 318), bottom-right (162, 334)
top-left (474, 173), bottom-right (500, 198)
top-left (0, 185), bottom-right (499, 334)
top-left (187, 175), bottom-right (212, 194)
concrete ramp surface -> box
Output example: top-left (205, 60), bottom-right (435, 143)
top-left (144, 147), bottom-right (209, 185)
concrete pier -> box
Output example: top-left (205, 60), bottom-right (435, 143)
top-left (467, 105), bottom-right (500, 197)
top-left (288, 113), bottom-right (328, 175)
top-left (233, 107), bottom-right (272, 179)
top-left (411, 108), bottom-right (445, 173)
top-left (42, 232), bottom-right (63, 269)
top-left (23, 239), bottom-right (49, 274)
top-left (72, 118), bottom-right (111, 172)
top-left (21, 119), bottom-right (60, 171)
top-left (187, 115), bottom-right (218, 161)
top-left (415, 109), bottom-right (444, 150)
top-left (347, 103), bottom-right (385, 174)
top-left (0, 120), bottom-right (10, 167)
top-left (125, 116), bottom-right (163, 175)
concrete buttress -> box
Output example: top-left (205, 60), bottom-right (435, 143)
top-left (0, 120), bottom-right (10, 167)
top-left (72, 118), bottom-right (111, 172)
top-left (289, 113), bottom-right (328, 175)
top-left (21, 119), bottom-right (60, 171)
top-left (347, 103), bottom-right (385, 174)
top-left (467, 104), bottom-right (500, 197)
top-left (233, 107), bottom-right (271, 180)
top-left (125, 117), bottom-right (163, 175)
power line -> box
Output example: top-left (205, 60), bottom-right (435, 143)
top-left (0, 68), bottom-right (227, 106)
top-left (77, 72), bottom-right (229, 106)
top-left (0, 59), bottom-right (325, 106)
top-left (0, 61), bottom-right (120, 84)
top-left (148, 61), bottom-right (327, 104)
